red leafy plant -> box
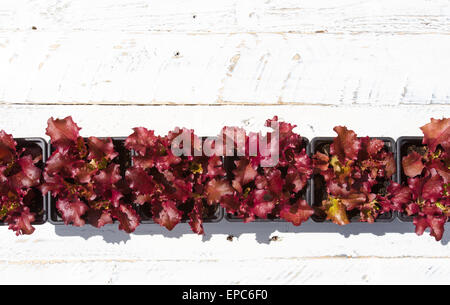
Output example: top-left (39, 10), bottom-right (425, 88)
top-left (216, 116), bottom-right (313, 225)
top-left (41, 117), bottom-right (139, 233)
top-left (0, 132), bottom-right (42, 235)
top-left (312, 127), bottom-right (396, 224)
top-left (389, 118), bottom-right (449, 241)
top-left (125, 127), bottom-right (227, 234)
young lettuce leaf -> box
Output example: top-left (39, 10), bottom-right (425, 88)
top-left (125, 127), bottom-right (227, 234)
top-left (217, 116), bottom-right (313, 225)
top-left (0, 131), bottom-right (42, 235)
top-left (391, 118), bottom-right (449, 241)
top-left (312, 126), bottom-right (396, 224)
top-left (41, 116), bottom-right (139, 233)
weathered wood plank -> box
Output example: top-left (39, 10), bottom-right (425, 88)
top-left (1, 32), bottom-right (450, 105)
top-left (1, 256), bottom-right (450, 284)
top-left (0, 104), bottom-right (448, 139)
top-left (1, 220), bottom-right (450, 284)
top-left (0, 0), bottom-right (449, 34)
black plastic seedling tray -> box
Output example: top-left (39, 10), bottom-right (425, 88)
top-left (137, 137), bottom-right (224, 224)
top-left (48, 137), bottom-right (132, 225)
top-left (396, 136), bottom-right (424, 222)
top-left (138, 201), bottom-right (224, 225)
top-left (0, 138), bottom-right (48, 226)
top-left (49, 136), bottom-right (224, 225)
top-left (224, 138), bottom-right (310, 222)
top-left (310, 137), bottom-right (397, 223)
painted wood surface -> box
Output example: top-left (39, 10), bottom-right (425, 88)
top-left (1, 33), bottom-right (450, 105)
top-left (0, 0), bottom-right (449, 284)
top-left (1, 0), bottom-right (449, 34)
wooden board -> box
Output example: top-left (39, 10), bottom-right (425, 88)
top-left (0, 0), bottom-right (449, 284)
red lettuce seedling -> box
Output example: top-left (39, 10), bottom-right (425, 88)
top-left (0, 131), bottom-right (42, 235)
top-left (41, 117), bottom-right (139, 233)
top-left (125, 127), bottom-right (228, 234)
top-left (217, 116), bottom-right (313, 225)
top-left (312, 127), bottom-right (396, 224)
top-left (391, 118), bottom-right (449, 241)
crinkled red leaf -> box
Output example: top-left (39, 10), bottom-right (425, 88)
top-left (414, 215), bottom-right (446, 241)
top-left (323, 197), bottom-right (350, 225)
top-left (0, 130), bottom-right (44, 236)
top-left (10, 155), bottom-right (41, 189)
top-left (56, 198), bottom-right (89, 227)
top-left (125, 127), bottom-right (158, 156)
top-left (219, 194), bottom-right (240, 213)
top-left (359, 137), bottom-right (384, 159)
top-left (188, 199), bottom-right (204, 235)
top-left (0, 130), bottom-right (16, 163)
top-left (293, 150), bottom-right (313, 176)
top-left (313, 152), bottom-right (329, 172)
top-left (383, 153), bottom-right (397, 178)
top-left (422, 173), bottom-right (444, 202)
top-left (340, 193), bottom-right (367, 211)
top-left (93, 164), bottom-right (123, 208)
top-left (87, 209), bottom-right (113, 228)
top-left (420, 118), bottom-right (450, 152)
top-left (265, 169), bottom-right (284, 195)
top-left (46, 116), bottom-right (81, 147)
top-left (205, 178), bottom-right (234, 205)
top-left (73, 163), bottom-right (97, 184)
top-left (44, 147), bottom-right (82, 176)
top-left (206, 156), bottom-right (226, 178)
top-left (232, 159), bottom-right (258, 193)
top-left (279, 199), bottom-right (313, 226)
top-left (153, 200), bottom-right (182, 231)
top-left (6, 207), bottom-right (35, 236)
top-left (285, 166), bottom-right (307, 193)
top-left (125, 167), bottom-right (155, 200)
top-left (112, 204), bottom-right (140, 233)
top-left (251, 190), bottom-right (276, 218)
top-left (429, 159), bottom-right (450, 184)
top-left (386, 182), bottom-right (411, 211)
top-left (94, 163), bottom-right (122, 187)
top-left (402, 151), bottom-right (424, 177)
top-left (87, 137), bottom-right (118, 161)
top-left (168, 178), bottom-right (193, 203)
top-left (330, 126), bottom-right (361, 162)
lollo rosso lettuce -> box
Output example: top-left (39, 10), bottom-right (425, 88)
top-left (0, 131), bottom-right (42, 235)
top-left (125, 127), bottom-right (228, 234)
top-left (41, 116), bottom-right (139, 233)
top-left (312, 127), bottom-right (396, 224)
top-left (390, 118), bottom-right (449, 241)
top-left (216, 116), bottom-right (313, 225)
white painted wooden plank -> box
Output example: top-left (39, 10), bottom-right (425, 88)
top-left (1, 255), bottom-right (450, 284)
top-left (0, 0), bottom-right (449, 34)
top-left (1, 32), bottom-right (450, 105)
top-left (0, 104), bottom-right (448, 140)
top-left (2, 221), bottom-right (450, 284)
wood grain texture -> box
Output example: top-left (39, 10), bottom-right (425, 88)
top-left (1, 220), bottom-right (450, 284)
top-left (0, 0), bottom-right (450, 284)
top-left (0, 0), bottom-right (449, 34)
top-left (0, 104), bottom-right (448, 139)
top-left (1, 32), bottom-right (450, 105)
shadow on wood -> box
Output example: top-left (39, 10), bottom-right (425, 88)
top-left (52, 218), bottom-right (450, 245)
